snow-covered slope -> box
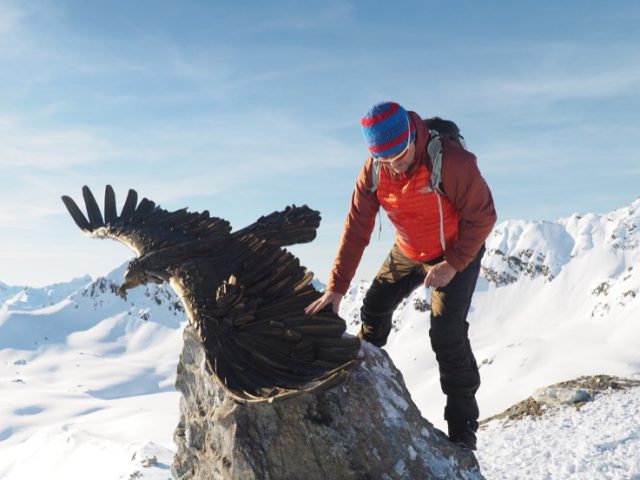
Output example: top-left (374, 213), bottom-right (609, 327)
top-left (1, 197), bottom-right (640, 479)
top-left (475, 199), bottom-right (640, 414)
top-left (0, 264), bottom-right (184, 479)
top-left (477, 382), bottom-right (640, 479)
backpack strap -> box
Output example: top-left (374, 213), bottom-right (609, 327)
top-left (369, 158), bottom-right (382, 194)
top-left (427, 129), bottom-right (444, 195)
top-left (426, 129), bottom-right (447, 251)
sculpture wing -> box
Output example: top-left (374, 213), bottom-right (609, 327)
top-left (61, 185), bottom-right (231, 256)
top-left (232, 204), bottom-right (321, 247)
top-left (185, 235), bottom-right (360, 402)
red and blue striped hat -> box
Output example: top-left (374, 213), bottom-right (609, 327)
top-left (361, 101), bottom-right (416, 158)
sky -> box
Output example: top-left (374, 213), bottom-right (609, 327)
top-left (1, 0), bottom-right (639, 287)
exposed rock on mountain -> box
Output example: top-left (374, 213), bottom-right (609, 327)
top-left (172, 326), bottom-right (484, 480)
top-left (482, 220), bottom-right (573, 286)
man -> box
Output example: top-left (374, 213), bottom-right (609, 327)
top-left (305, 101), bottom-right (496, 450)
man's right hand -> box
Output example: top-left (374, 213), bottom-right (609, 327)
top-left (304, 291), bottom-right (344, 315)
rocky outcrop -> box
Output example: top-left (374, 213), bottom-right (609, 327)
top-left (481, 375), bottom-right (640, 424)
top-left (481, 247), bottom-right (557, 287)
top-left (172, 326), bottom-right (484, 480)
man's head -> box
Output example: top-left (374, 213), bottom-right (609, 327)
top-left (361, 101), bottom-right (416, 173)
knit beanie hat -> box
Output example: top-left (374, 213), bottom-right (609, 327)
top-left (361, 101), bottom-right (416, 158)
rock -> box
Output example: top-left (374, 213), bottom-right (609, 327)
top-left (172, 326), bottom-right (484, 480)
top-left (141, 455), bottom-right (158, 468)
top-left (481, 375), bottom-right (640, 425)
top-left (532, 386), bottom-right (591, 406)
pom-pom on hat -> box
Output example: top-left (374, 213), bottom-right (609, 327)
top-left (361, 101), bottom-right (416, 158)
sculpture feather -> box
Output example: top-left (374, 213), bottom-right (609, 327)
top-left (61, 185), bottom-right (360, 402)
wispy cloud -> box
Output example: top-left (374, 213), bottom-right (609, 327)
top-left (0, 105), bottom-right (361, 232)
top-left (412, 41), bottom-right (640, 119)
top-left (235, 1), bottom-right (353, 34)
top-left (0, 115), bottom-right (113, 168)
top-left (0, 203), bottom-right (59, 227)
top-left (0, 1), bottom-right (59, 55)
top-left (0, 1), bottom-right (25, 38)
top-left (485, 67), bottom-right (640, 104)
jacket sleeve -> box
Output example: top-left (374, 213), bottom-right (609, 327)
top-left (441, 141), bottom-right (497, 271)
top-left (328, 160), bottom-right (380, 295)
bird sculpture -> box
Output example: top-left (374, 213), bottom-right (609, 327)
top-left (62, 186), bottom-right (360, 402)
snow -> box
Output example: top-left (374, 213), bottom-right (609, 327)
top-left (476, 387), bottom-right (640, 479)
top-left (1, 197), bottom-right (640, 479)
top-left (0, 274), bottom-right (183, 480)
top-left (369, 355), bottom-right (410, 426)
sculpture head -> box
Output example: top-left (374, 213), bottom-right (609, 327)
top-left (118, 258), bottom-right (169, 299)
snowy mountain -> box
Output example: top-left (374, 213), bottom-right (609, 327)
top-left (0, 264), bottom-right (185, 479)
top-left (0, 275), bottom-right (92, 311)
top-left (482, 197), bottom-right (640, 287)
top-left (1, 197), bottom-right (640, 479)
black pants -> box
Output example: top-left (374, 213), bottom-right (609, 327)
top-left (360, 244), bottom-right (484, 424)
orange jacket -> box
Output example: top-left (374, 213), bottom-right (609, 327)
top-left (328, 112), bottom-right (497, 295)
top-left (377, 161), bottom-right (460, 261)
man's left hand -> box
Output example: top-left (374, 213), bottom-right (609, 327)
top-left (424, 260), bottom-right (457, 288)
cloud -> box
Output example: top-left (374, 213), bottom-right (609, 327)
top-left (0, 105), bottom-right (362, 233)
top-left (414, 40), bottom-right (640, 118)
top-left (0, 202), bottom-right (59, 228)
top-left (0, 1), bottom-right (59, 55)
top-left (0, 115), bottom-right (114, 168)
top-left (0, 1), bottom-right (23, 37)
top-left (489, 68), bottom-right (640, 103)
top-left (234, 1), bottom-right (353, 34)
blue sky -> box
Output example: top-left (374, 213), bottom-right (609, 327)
top-left (1, 0), bottom-right (639, 287)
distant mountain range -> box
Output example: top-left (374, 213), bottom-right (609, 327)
top-left (0, 275), bottom-right (92, 311)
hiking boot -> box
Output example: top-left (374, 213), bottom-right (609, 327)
top-left (447, 420), bottom-right (478, 450)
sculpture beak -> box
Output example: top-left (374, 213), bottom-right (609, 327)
top-left (117, 284), bottom-right (129, 301)
top-left (118, 272), bottom-right (144, 300)
top-left (118, 268), bottom-right (167, 300)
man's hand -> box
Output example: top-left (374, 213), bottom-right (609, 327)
top-left (424, 260), bottom-right (457, 288)
top-left (305, 291), bottom-right (344, 315)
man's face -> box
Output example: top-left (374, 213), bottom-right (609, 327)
top-left (378, 141), bottom-right (416, 174)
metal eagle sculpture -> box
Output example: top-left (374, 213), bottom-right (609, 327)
top-left (62, 185), bottom-right (360, 402)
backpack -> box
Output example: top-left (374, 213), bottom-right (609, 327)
top-left (369, 116), bottom-right (467, 195)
